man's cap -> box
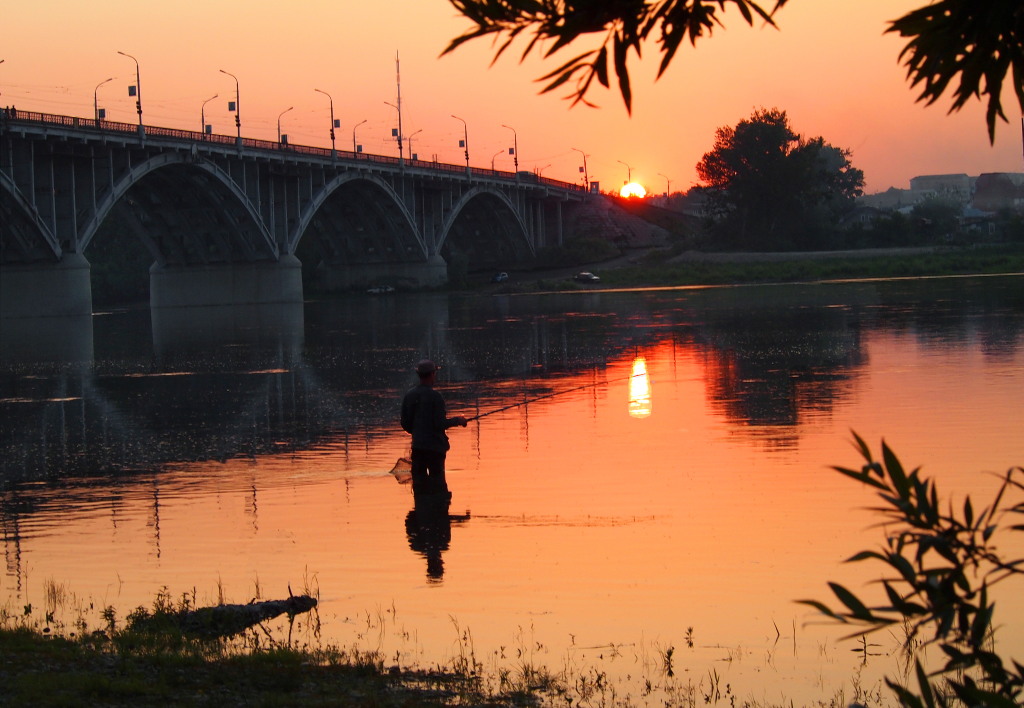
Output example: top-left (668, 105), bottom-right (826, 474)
top-left (415, 359), bottom-right (440, 375)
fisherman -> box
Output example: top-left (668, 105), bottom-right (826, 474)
top-left (400, 359), bottom-right (468, 499)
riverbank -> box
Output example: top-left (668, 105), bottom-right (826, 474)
top-left (484, 243), bottom-right (1024, 293)
top-left (0, 624), bottom-right (548, 707)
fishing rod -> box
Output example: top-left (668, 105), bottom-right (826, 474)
top-left (465, 369), bottom-right (645, 421)
top-left (391, 366), bottom-right (648, 484)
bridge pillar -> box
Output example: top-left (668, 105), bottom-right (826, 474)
top-left (150, 254), bottom-right (304, 308)
top-left (313, 255), bottom-right (448, 291)
top-left (0, 253), bottom-right (93, 318)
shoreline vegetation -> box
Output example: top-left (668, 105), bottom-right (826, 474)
top-left (0, 626), bottom-right (539, 707)
top-left (477, 243), bottom-right (1024, 294)
top-left (0, 598), bottom-right (555, 707)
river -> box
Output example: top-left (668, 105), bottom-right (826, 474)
top-left (2, 274), bottom-right (1022, 705)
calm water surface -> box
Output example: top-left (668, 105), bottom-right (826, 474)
top-left (2, 275), bottom-right (1023, 705)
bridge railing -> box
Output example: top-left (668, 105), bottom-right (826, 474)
top-left (2, 109), bottom-right (585, 192)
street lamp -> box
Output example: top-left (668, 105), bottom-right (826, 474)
top-left (617, 160), bottom-right (633, 184)
top-left (93, 77), bottom-right (112, 127)
top-left (201, 94), bottom-right (218, 137)
top-left (277, 106), bottom-right (293, 144)
top-left (491, 149), bottom-right (503, 171)
top-left (502, 124), bottom-right (518, 171)
top-left (572, 147), bottom-right (589, 191)
top-left (314, 88), bottom-right (337, 157)
top-left (385, 101), bottom-right (404, 162)
top-left (658, 172), bottom-right (671, 197)
top-left (219, 69), bottom-right (241, 148)
top-left (451, 114), bottom-right (469, 170)
top-left (117, 51), bottom-right (143, 138)
top-left (352, 118), bottom-right (367, 154)
top-left (406, 128), bottom-right (422, 161)
top-left (537, 164), bottom-right (551, 176)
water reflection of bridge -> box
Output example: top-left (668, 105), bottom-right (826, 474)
top-left (0, 287), bottom-right (884, 492)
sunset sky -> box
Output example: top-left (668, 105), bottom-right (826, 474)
top-left (3, 0), bottom-right (1020, 194)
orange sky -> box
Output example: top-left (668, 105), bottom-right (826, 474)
top-left (3, 0), bottom-right (1020, 194)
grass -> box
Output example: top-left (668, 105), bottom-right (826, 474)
top-left (0, 624), bottom-right (546, 707)
top-left (0, 586), bottom-right (903, 708)
top-left (481, 243), bottom-right (1024, 294)
top-left (0, 582), bottom-right (553, 707)
top-left (596, 245), bottom-right (1024, 289)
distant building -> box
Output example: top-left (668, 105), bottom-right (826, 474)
top-left (909, 173), bottom-right (973, 204)
top-left (860, 172), bottom-right (1024, 213)
top-left (858, 187), bottom-right (929, 211)
top-left (840, 205), bottom-right (882, 229)
top-left (973, 173), bottom-right (1024, 211)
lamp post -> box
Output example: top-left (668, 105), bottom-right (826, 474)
top-left (491, 149), bottom-right (503, 171)
top-left (219, 69), bottom-right (241, 148)
top-left (200, 94), bottom-right (217, 138)
top-left (572, 147), bottom-right (589, 191)
top-left (451, 114), bottom-right (469, 171)
top-left (117, 51), bottom-right (143, 139)
top-left (537, 164), bottom-right (551, 177)
top-left (390, 52), bottom-right (405, 165)
top-left (352, 118), bottom-right (367, 154)
top-left (277, 106), bottom-right (293, 145)
top-left (385, 101), bottom-right (404, 162)
top-left (406, 128), bottom-right (422, 161)
top-left (658, 172), bottom-right (671, 197)
top-left (314, 88), bottom-right (337, 158)
top-left (617, 160), bottom-right (633, 184)
top-left (93, 77), bottom-right (112, 127)
top-left (501, 123), bottom-right (518, 171)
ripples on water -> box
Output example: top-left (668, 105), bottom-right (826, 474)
top-left (2, 276), bottom-right (1023, 705)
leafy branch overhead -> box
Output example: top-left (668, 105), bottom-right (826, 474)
top-left (801, 433), bottom-right (1024, 705)
top-left (443, 0), bottom-right (788, 111)
top-left (443, 0), bottom-right (1024, 141)
top-left (887, 0), bottom-right (1024, 144)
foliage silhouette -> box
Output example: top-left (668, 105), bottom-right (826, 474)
top-left (444, 0), bottom-right (1024, 141)
top-left (694, 107), bottom-right (863, 250)
top-left (801, 433), bottom-right (1023, 706)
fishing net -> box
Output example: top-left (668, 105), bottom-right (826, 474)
top-left (390, 457), bottom-right (413, 484)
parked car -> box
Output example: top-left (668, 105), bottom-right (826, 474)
top-left (491, 271), bottom-right (509, 283)
top-left (573, 271), bottom-right (600, 283)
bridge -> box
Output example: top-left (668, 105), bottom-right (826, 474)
top-left (0, 110), bottom-right (588, 319)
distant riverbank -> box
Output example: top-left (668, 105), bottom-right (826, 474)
top-left (487, 243), bottom-right (1024, 293)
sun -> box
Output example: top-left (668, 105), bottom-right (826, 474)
top-left (619, 182), bottom-right (647, 198)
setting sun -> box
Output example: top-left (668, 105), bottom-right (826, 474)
top-left (620, 182), bottom-right (647, 198)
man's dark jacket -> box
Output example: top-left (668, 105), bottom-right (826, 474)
top-left (401, 384), bottom-right (456, 452)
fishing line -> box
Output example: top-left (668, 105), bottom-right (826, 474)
top-left (390, 368), bottom-right (646, 484)
top-left (465, 369), bottom-right (645, 421)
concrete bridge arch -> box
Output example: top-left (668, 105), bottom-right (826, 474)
top-left (79, 151), bottom-right (278, 264)
top-left (0, 170), bottom-right (61, 260)
top-left (438, 185), bottom-right (533, 262)
top-left (294, 173), bottom-right (425, 261)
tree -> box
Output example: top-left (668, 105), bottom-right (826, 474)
top-left (443, 0), bottom-right (1024, 141)
top-left (911, 196), bottom-right (963, 244)
top-left (694, 108), bottom-right (864, 249)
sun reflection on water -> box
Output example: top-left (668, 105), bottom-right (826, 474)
top-left (628, 355), bottom-right (652, 418)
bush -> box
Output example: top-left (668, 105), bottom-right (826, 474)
top-left (802, 434), bottom-right (1023, 706)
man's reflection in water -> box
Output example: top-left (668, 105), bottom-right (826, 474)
top-left (404, 494), bottom-right (470, 582)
